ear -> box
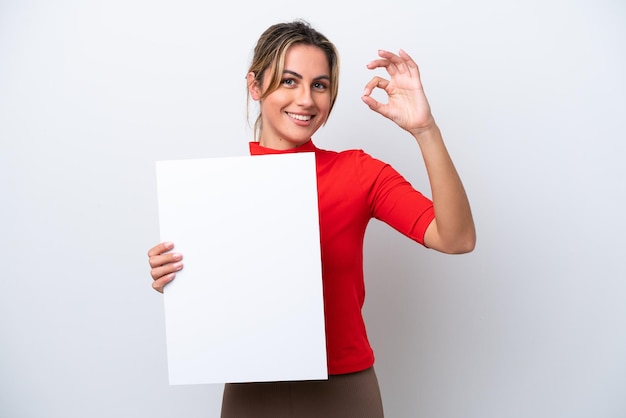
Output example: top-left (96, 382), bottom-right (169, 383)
top-left (247, 72), bottom-right (261, 101)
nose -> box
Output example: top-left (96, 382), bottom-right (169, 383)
top-left (295, 85), bottom-right (313, 107)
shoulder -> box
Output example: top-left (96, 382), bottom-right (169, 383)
top-left (315, 145), bottom-right (386, 168)
top-left (314, 146), bottom-right (392, 191)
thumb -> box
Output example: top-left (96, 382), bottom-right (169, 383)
top-left (362, 94), bottom-right (384, 114)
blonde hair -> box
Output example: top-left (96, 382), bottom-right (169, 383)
top-left (247, 20), bottom-right (340, 141)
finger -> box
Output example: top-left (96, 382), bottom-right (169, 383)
top-left (366, 57), bottom-right (398, 77)
top-left (398, 49), bottom-right (420, 78)
top-left (376, 49), bottom-right (419, 77)
top-left (147, 241), bottom-right (174, 257)
top-left (377, 49), bottom-right (402, 63)
top-left (148, 251), bottom-right (183, 269)
top-left (379, 49), bottom-right (410, 74)
top-left (150, 260), bottom-right (184, 281)
top-left (362, 76), bottom-right (389, 96)
top-left (152, 273), bottom-right (176, 293)
top-left (366, 58), bottom-right (392, 70)
top-left (361, 94), bottom-right (384, 114)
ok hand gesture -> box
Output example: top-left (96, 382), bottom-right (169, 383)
top-left (362, 49), bottom-right (436, 135)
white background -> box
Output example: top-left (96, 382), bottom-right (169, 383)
top-left (1, 0), bottom-right (625, 417)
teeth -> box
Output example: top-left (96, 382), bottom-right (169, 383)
top-left (288, 113), bottom-right (311, 121)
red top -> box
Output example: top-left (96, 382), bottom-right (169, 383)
top-left (249, 140), bottom-right (435, 375)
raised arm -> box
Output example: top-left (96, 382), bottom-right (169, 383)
top-left (361, 49), bottom-right (475, 254)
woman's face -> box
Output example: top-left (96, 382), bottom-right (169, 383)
top-left (250, 44), bottom-right (332, 150)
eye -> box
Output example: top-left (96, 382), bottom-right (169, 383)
top-left (313, 81), bottom-right (328, 91)
top-left (281, 78), bottom-right (296, 87)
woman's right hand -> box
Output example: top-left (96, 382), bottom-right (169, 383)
top-left (148, 241), bottom-right (183, 293)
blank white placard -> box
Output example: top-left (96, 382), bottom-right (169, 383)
top-left (156, 153), bottom-right (327, 385)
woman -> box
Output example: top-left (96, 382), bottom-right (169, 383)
top-left (148, 20), bottom-right (475, 417)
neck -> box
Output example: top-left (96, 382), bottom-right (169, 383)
top-left (259, 137), bottom-right (311, 151)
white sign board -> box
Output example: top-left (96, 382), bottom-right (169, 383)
top-left (156, 153), bottom-right (327, 385)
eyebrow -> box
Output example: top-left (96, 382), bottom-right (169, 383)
top-left (283, 69), bottom-right (331, 82)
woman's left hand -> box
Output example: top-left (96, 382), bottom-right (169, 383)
top-left (363, 49), bottom-right (476, 254)
top-left (362, 49), bottom-right (435, 135)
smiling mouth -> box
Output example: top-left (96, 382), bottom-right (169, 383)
top-left (287, 112), bottom-right (312, 122)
